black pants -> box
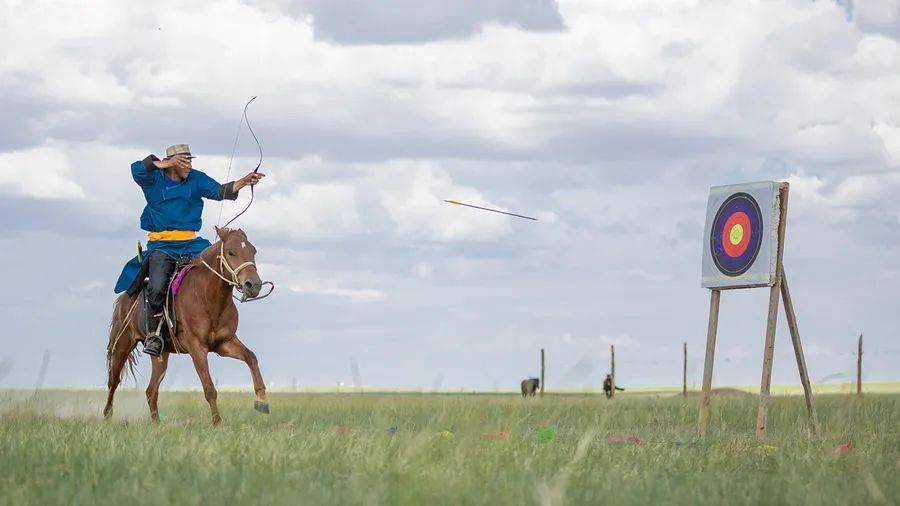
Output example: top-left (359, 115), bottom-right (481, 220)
top-left (147, 251), bottom-right (176, 314)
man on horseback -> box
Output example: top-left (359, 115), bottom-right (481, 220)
top-left (113, 144), bottom-right (265, 357)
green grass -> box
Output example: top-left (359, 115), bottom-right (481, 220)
top-left (0, 390), bottom-right (897, 505)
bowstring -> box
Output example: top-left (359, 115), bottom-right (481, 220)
top-left (219, 96), bottom-right (263, 231)
top-left (216, 99), bottom-right (250, 229)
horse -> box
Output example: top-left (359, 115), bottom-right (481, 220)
top-left (521, 377), bottom-right (540, 397)
top-left (104, 227), bottom-right (269, 425)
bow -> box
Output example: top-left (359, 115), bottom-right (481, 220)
top-left (219, 96), bottom-right (263, 230)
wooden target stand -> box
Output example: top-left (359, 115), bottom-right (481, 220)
top-left (698, 182), bottom-right (819, 438)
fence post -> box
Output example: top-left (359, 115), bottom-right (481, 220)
top-left (540, 348), bottom-right (545, 397)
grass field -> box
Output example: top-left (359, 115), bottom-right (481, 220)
top-left (1, 389), bottom-right (897, 505)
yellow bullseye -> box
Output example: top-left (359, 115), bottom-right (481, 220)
top-left (729, 224), bottom-right (744, 245)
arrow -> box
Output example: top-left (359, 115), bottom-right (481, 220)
top-left (443, 199), bottom-right (538, 221)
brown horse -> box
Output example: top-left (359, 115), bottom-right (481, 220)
top-left (104, 227), bottom-right (269, 425)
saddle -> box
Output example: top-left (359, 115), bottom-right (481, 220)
top-left (126, 248), bottom-right (194, 343)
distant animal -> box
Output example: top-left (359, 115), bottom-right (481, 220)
top-left (603, 374), bottom-right (625, 399)
top-left (521, 377), bottom-right (540, 397)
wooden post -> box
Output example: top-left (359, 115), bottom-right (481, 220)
top-left (540, 348), bottom-right (545, 397)
top-left (683, 342), bottom-right (688, 398)
top-left (32, 350), bottom-right (51, 399)
top-left (698, 289), bottom-right (721, 437)
top-left (780, 268), bottom-right (818, 432)
top-left (610, 345), bottom-right (616, 398)
top-left (857, 334), bottom-right (863, 396)
top-left (755, 183), bottom-right (789, 439)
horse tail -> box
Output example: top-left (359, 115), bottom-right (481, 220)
top-left (108, 293), bottom-right (139, 383)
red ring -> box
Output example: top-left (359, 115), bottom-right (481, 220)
top-left (721, 211), bottom-right (751, 258)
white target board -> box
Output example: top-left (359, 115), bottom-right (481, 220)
top-left (701, 181), bottom-right (781, 289)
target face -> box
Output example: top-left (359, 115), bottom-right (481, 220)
top-left (710, 193), bottom-right (763, 277)
top-left (701, 181), bottom-right (781, 289)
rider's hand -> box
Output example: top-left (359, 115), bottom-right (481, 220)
top-left (234, 171), bottom-right (266, 191)
top-left (154, 154), bottom-right (191, 171)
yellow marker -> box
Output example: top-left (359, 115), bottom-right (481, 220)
top-left (729, 224), bottom-right (744, 245)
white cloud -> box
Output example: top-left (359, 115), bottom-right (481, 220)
top-left (535, 210), bottom-right (559, 223)
top-left (622, 269), bottom-right (671, 284)
top-left (873, 122), bottom-right (900, 165)
top-left (0, 147), bottom-right (84, 199)
top-left (376, 161), bottom-right (513, 242)
top-left (229, 159), bottom-right (516, 242)
top-left (2, 0), bottom-right (900, 389)
top-left (785, 172), bottom-right (827, 204)
top-left (854, 0), bottom-right (900, 36)
top-left (288, 284), bottom-right (386, 303)
top-left (70, 281), bottom-right (103, 293)
top-left (242, 183), bottom-right (362, 239)
top-left (411, 262), bottom-right (434, 280)
top-left (259, 262), bottom-right (386, 303)
top-left (786, 170), bottom-right (900, 222)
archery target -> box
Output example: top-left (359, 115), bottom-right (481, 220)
top-left (701, 182), bottom-right (781, 289)
top-left (710, 193), bottom-right (763, 276)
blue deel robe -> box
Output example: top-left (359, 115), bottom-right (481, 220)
top-left (113, 156), bottom-right (237, 293)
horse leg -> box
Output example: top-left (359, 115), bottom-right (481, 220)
top-left (104, 340), bottom-right (135, 419)
top-left (215, 337), bottom-right (269, 414)
top-left (188, 346), bottom-right (221, 425)
top-left (145, 352), bottom-right (170, 422)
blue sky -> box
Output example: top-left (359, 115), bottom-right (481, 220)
top-left (1, 0), bottom-right (899, 390)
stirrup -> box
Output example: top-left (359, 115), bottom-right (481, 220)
top-left (143, 314), bottom-right (164, 357)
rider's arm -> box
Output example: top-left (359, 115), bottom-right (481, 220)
top-left (131, 155), bottom-right (160, 187)
top-left (195, 170), bottom-right (239, 201)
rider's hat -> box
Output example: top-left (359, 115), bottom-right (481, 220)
top-left (165, 144), bottom-right (195, 159)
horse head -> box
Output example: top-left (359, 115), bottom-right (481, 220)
top-left (215, 226), bottom-right (263, 299)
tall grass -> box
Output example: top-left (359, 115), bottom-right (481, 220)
top-left (0, 390), bottom-right (897, 505)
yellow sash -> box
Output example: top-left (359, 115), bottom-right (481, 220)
top-left (147, 230), bottom-right (197, 241)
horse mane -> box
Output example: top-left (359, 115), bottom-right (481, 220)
top-left (193, 227), bottom-right (247, 262)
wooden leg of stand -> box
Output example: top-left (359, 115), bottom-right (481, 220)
top-left (756, 277), bottom-right (781, 439)
top-left (780, 268), bottom-right (819, 433)
top-left (698, 289), bottom-right (721, 438)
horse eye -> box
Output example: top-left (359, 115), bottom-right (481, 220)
top-left (227, 250), bottom-right (236, 257)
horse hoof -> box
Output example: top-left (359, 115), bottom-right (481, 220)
top-left (254, 401), bottom-right (270, 414)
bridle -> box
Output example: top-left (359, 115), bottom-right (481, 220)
top-left (201, 241), bottom-right (274, 303)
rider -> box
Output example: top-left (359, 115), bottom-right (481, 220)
top-left (603, 373), bottom-right (625, 399)
top-left (113, 144), bottom-right (265, 357)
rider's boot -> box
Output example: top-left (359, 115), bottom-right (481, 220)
top-left (143, 313), bottom-right (164, 357)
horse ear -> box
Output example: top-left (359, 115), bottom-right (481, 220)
top-left (215, 226), bottom-right (227, 241)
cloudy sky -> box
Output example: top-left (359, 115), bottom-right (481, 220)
top-left (1, 0), bottom-right (898, 391)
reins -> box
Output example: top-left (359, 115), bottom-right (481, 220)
top-left (200, 242), bottom-right (274, 303)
